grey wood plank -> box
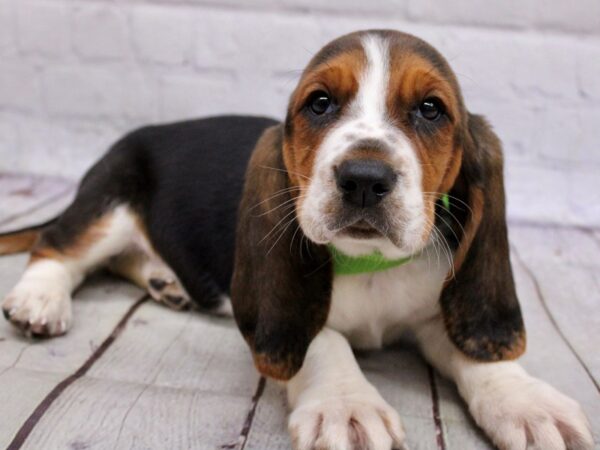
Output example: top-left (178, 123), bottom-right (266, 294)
top-left (0, 173), bottom-right (74, 227)
top-left (244, 380), bottom-right (292, 450)
top-left (0, 253), bottom-right (30, 366)
top-left (358, 347), bottom-right (437, 450)
top-left (510, 226), bottom-right (600, 385)
top-left (20, 376), bottom-right (252, 450)
top-left (245, 348), bottom-right (440, 450)
top-left (358, 348), bottom-right (435, 419)
top-left (511, 225), bottom-right (600, 269)
top-left (88, 301), bottom-right (260, 397)
top-left (436, 377), bottom-right (494, 449)
top-left (359, 349), bottom-right (440, 450)
top-left (514, 239), bottom-right (600, 443)
top-left (13, 301), bottom-right (258, 450)
top-left (0, 368), bottom-right (65, 449)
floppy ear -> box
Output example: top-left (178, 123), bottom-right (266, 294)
top-left (439, 113), bottom-right (526, 362)
top-left (231, 125), bottom-right (332, 381)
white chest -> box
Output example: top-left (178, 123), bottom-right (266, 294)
top-left (326, 253), bottom-right (450, 349)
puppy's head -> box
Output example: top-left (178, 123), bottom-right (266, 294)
top-left (232, 30), bottom-right (524, 381)
top-left (283, 30), bottom-right (464, 258)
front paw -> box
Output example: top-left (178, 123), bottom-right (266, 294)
top-left (289, 395), bottom-right (406, 450)
top-left (469, 375), bottom-right (594, 450)
top-left (2, 281), bottom-right (72, 337)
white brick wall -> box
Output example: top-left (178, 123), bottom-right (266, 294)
top-left (0, 0), bottom-right (599, 227)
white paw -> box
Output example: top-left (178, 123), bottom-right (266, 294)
top-left (469, 374), bottom-right (594, 450)
top-left (2, 280), bottom-right (72, 337)
top-left (289, 394), bottom-right (406, 450)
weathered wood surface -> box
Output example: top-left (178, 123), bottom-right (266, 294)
top-left (0, 229), bottom-right (146, 449)
top-left (21, 376), bottom-right (253, 450)
top-left (22, 303), bottom-right (263, 449)
top-left (0, 174), bottom-right (598, 449)
top-left (88, 302), bottom-right (259, 397)
top-left (511, 226), bottom-right (600, 387)
top-left (0, 172), bottom-right (74, 229)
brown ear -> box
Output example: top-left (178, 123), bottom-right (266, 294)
top-left (231, 124), bottom-right (332, 381)
top-left (439, 114), bottom-right (526, 362)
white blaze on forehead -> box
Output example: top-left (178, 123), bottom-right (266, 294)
top-left (316, 34), bottom-right (397, 168)
top-left (353, 34), bottom-right (390, 124)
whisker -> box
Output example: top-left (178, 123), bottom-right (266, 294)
top-left (422, 192), bottom-right (473, 216)
top-left (254, 194), bottom-right (306, 218)
top-left (258, 207), bottom-right (297, 244)
top-left (423, 193), bottom-right (469, 242)
top-left (259, 165), bottom-right (312, 182)
top-left (428, 219), bottom-right (455, 282)
top-left (248, 186), bottom-right (302, 211)
top-left (423, 216), bottom-right (442, 267)
top-left (256, 202), bottom-right (295, 222)
top-left (433, 210), bottom-right (462, 249)
top-left (267, 215), bottom-right (297, 256)
top-left (423, 215), bottom-right (454, 276)
top-left (433, 228), bottom-right (444, 269)
top-left (290, 223), bottom-right (302, 256)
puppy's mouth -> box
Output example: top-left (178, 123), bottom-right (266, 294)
top-left (331, 206), bottom-right (395, 240)
top-left (340, 219), bottom-right (382, 239)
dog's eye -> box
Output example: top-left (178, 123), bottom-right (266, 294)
top-left (308, 91), bottom-right (333, 115)
top-left (418, 98), bottom-right (443, 121)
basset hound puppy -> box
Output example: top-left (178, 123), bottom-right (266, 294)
top-left (0, 30), bottom-right (593, 450)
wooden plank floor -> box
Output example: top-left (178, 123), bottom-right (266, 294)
top-left (0, 173), bottom-right (598, 449)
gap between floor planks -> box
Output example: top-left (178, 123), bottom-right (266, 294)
top-left (6, 297), bottom-right (149, 450)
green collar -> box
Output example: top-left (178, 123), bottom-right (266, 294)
top-left (328, 245), bottom-right (413, 275)
top-left (329, 193), bottom-right (450, 276)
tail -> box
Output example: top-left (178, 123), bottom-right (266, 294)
top-left (0, 218), bottom-right (57, 256)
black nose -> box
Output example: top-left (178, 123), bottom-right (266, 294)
top-left (335, 159), bottom-right (396, 208)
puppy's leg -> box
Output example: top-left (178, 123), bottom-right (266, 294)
top-left (2, 205), bottom-right (138, 337)
top-left (109, 241), bottom-right (233, 316)
top-left (287, 328), bottom-right (406, 450)
top-left (415, 316), bottom-right (594, 450)
top-left (108, 246), bottom-right (191, 311)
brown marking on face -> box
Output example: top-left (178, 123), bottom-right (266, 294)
top-left (383, 44), bottom-right (465, 245)
top-left (283, 49), bottom-right (366, 197)
top-left (342, 147), bottom-right (394, 163)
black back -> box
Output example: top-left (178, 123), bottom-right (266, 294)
top-left (90, 115), bottom-right (278, 307)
